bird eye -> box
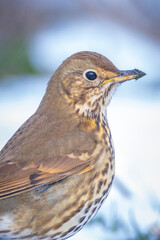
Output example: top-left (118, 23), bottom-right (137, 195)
top-left (85, 71), bottom-right (97, 81)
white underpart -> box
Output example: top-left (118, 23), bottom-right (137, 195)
top-left (0, 214), bottom-right (13, 231)
top-left (104, 82), bottom-right (119, 106)
top-left (0, 214), bottom-right (39, 240)
top-left (101, 103), bottom-right (107, 118)
top-left (90, 94), bottom-right (99, 106)
top-left (75, 102), bottom-right (90, 116)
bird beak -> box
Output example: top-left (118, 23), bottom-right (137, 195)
top-left (101, 69), bottom-right (146, 86)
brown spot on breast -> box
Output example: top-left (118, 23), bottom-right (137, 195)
top-left (102, 133), bottom-right (106, 140)
top-left (92, 206), bottom-right (97, 214)
top-left (102, 175), bottom-right (114, 195)
top-left (79, 189), bottom-right (88, 198)
top-left (68, 225), bottom-right (77, 233)
top-left (60, 230), bottom-right (72, 238)
top-left (91, 171), bottom-right (100, 182)
top-left (94, 197), bottom-right (101, 205)
top-left (101, 162), bottom-right (109, 176)
top-left (88, 186), bottom-right (95, 199)
top-left (53, 222), bottom-right (63, 230)
top-left (95, 120), bottom-right (100, 131)
top-left (85, 202), bottom-right (93, 214)
top-left (79, 216), bottom-right (85, 223)
top-left (74, 225), bottom-right (82, 232)
top-left (62, 215), bottom-right (73, 224)
top-left (81, 220), bottom-right (88, 227)
top-left (103, 189), bottom-right (108, 196)
top-left (76, 108), bottom-right (80, 114)
top-left (50, 232), bottom-right (62, 238)
top-left (59, 190), bottom-right (87, 217)
top-left (73, 201), bottom-right (85, 214)
top-left (96, 179), bottom-right (103, 194)
top-left (92, 172), bottom-right (100, 180)
top-left (59, 201), bottom-right (76, 215)
top-left (103, 179), bottom-right (107, 185)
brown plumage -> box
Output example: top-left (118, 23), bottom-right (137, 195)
top-left (0, 51), bottom-right (146, 239)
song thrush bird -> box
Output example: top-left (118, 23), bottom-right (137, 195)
top-left (0, 51), bottom-right (145, 239)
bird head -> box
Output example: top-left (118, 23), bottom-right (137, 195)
top-left (48, 51), bottom-right (146, 119)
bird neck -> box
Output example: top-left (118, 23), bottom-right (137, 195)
top-left (38, 75), bottom-right (108, 127)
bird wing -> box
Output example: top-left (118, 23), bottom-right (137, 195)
top-left (0, 130), bottom-right (96, 200)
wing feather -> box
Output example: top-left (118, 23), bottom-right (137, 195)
top-left (0, 115), bottom-right (96, 199)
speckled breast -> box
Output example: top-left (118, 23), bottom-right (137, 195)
top-left (46, 118), bottom-right (115, 240)
top-left (0, 118), bottom-right (115, 240)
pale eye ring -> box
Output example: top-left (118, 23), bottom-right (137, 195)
top-left (84, 70), bottom-right (97, 81)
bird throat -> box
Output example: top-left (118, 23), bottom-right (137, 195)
top-left (73, 83), bottom-right (118, 121)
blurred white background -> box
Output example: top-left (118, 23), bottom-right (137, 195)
top-left (0, 1), bottom-right (160, 239)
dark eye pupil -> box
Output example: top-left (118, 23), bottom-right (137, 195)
top-left (86, 71), bottom-right (97, 81)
